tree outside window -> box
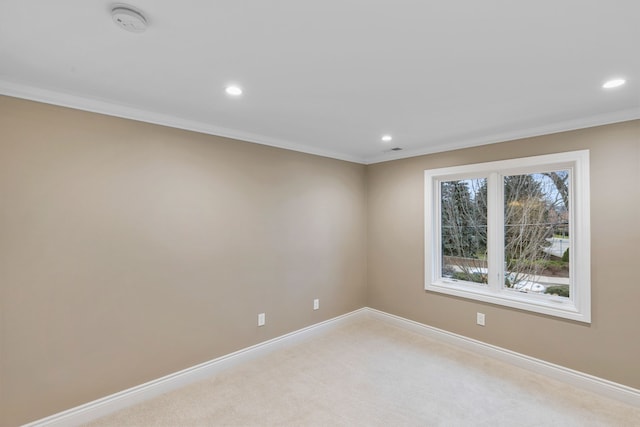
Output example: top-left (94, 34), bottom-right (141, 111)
top-left (425, 150), bottom-right (590, 323)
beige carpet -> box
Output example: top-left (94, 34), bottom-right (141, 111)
top-left (85, 316), bottom-right (640, 426)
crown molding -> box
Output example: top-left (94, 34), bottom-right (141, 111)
top-left (364, 107), bottom-right (640, 164)
top-left (2, 78), bottom-right (638, 167)
top-left (0, 78), bottom-right (365, 164)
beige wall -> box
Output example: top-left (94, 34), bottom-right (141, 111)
top-left (0, 96), bottom-right (368, 426)
top-left (367, 120), bottom-right (640, 389)
top-left (1, 94), bottom-right (639, 426)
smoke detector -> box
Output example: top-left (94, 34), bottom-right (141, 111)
top-left (111, 5), bottom-right (147, 33)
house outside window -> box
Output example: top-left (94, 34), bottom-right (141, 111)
top-left (424, 150), bottom-right (590, 323)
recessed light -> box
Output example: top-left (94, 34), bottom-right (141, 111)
top-left (602, 78), bottom-right (626, 89)
top-left (381, 135), bottom-right (393, 142)
top-left (225, 85), bottom-right (243, 96)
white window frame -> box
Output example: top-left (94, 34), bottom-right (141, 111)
top-left (424, 150), bottom-right (591, 323)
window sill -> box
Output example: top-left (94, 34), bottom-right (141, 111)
top-left (426, 280), bottom-right (590, 323)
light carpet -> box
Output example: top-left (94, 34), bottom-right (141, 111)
top-left (85, 316), bottom-right (640, 426)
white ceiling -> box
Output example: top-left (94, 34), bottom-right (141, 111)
top-left (1, 1), bottom-right (638, 164)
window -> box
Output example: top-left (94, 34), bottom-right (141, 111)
top-left (424, 150), bottom-right (590, 323)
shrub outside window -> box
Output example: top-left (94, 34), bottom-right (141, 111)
top-left (424, 150), bottom-right (590, 323)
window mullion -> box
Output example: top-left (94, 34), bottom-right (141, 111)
top-left (432, 178), bottom-right (442, 283)
top-left (424, 150), bottom-right (590, 323)
top-left (487, 172), bottom-right (503, 291)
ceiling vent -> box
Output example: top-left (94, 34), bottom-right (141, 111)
top-left (383, 147), bottom-right (403, 154)
top-left (111, 5), bottom-right (147, 33)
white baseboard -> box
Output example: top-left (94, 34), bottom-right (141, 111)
top-left (364, 308), bottom-right (640, 407)
top-left (22, 308), bottom-right (367, 427)
top-left (24, 307), bottom-right (640, 426)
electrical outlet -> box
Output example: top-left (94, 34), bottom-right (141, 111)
top-left (476, 312), bottom-right (485, 326)
top-left (258, 312), bottom-right (266, 327)
top-left (313, 299), bottom-right (319, 310)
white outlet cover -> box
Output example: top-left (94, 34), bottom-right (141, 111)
top-left (258, 313), bottom-right (265, 326)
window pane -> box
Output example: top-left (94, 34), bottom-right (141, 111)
top-left (503, 171), bottom-right (570, 298)
top-left (441, 178), bottom-right (488, 285)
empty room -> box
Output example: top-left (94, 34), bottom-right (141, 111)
top-left (1, 1), bottom-right (639, 426)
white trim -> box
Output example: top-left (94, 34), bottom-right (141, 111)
top-left (21, 309), bottom-right (368, 427)
top-left (364, 308), bottom-right (640, 407)
top-left (2, 78), bottom-right (639, 166)
top-left (364, 108), bottom-right (640, 164)
top-left (22, 307), bottom-right (640, 426)
top-left (424, 150), bottom-right (591, 323)
top-left (0, 79), bottom-right (363, 165)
